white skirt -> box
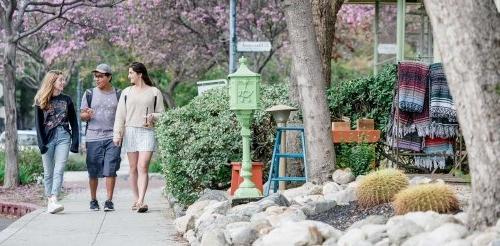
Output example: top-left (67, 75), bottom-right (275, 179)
top-left (123, 126), bottom-right (156, 152)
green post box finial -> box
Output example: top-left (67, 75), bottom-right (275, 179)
top-left (228, 57), bottom-right (262, 200)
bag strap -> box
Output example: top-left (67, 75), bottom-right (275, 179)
top-left (84, 89), bottom-right (93, 135)
top-left (153, 96), bottom-right (157, 112)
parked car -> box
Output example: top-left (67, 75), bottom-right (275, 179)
top-left (0, 130), bottom-right (38, 150)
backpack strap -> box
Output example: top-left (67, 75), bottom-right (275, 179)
top-left (115, 88), bottom-right (122, 101)
top-left (84, 89), bottom-right (93, 135)
top-left (153, 95), bottom-right (157, 112)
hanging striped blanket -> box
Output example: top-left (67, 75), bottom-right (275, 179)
top-left (429, 63), bottom-right (457, 122)
top-left (428, 63), bottom-right (459, 138)
top-left (414, 137), bottom-right (453, 169)
top-left (398, 61), bottom-right (429, 113)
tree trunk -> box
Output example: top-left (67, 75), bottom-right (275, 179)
top-left (311, 0), bottom-right (344, 87)
top-left (286, 65), bottom-right (304, 178)
top-left (424, 0), bottom-right (500, 230)
top-left (3, 40), bottom-right (20, 188)
top-left (283, 0), bottom-right (336, 184)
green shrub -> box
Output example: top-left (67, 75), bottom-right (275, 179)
top-left (393, 183), bottom-right (459, 215)
top-left (327, 64), bottom-right (396, 133)
top-left (156, 83), bottom-right (293, 205)
top-left (149, 158), bottom-right (162, 173)
top-left (18, 148), bottom-right (43, 184)
top-left (336, 143), bottom-right (375, 176)
top-left (65, 154), bottom-right (87, 171)
top-left (356, 168), bottom-right (409, 208)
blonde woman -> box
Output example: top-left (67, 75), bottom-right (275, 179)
top-left (113, 62), bottom-right (165, 213)
top-left (34, 70), bottom-right (79, 214)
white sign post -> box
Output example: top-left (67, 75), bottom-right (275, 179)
top-left (196, 79), bottom-right (228, 96)
top-left (237, 41), bottom-right (272, 52)
top-left (377, 44), bottom-right (397, 54)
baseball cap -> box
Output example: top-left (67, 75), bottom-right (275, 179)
top-left (92, 63), bottom-right (112, 75)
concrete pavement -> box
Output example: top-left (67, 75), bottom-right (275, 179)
top-left (0, 170), bottom-right (186, 246)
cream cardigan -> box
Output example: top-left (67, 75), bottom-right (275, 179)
top-left (113, 86), bottom-right (165, 140)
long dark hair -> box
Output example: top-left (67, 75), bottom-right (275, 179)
top-left (129, 62), bottom-right (153, 86)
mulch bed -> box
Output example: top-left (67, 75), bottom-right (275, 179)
top-left (309, 201), bottom-right (395, 231)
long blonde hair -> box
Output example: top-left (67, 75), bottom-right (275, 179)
top-left (33, 70), bottom-right (64, 110)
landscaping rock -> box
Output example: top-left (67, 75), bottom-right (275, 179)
top-left (403, 211), bottom-right (458, 231)
top-left (326, 187), bottom-right (357, 205)
top-left (200, 228), bottom-right (228, 246)
top-left (282, 182), bottom-right (323, 201)
top-left (300, 199), bottom-right (337, 217)
top-left (183, 229), bottom-right (199, 246)
top-left (360, 224), bottom-right (387, 243)
top-left (258, 192), bottom-right (290, 207)
top-left (331, 169), bottom-right (355, 185)
top-left (186, 200), bottom-right (217, 218)
top-left (409, 176), bottom-right (432, 186)
top-left (254, 222), bottom-right (323, 246)
top-left (323, 182), bottom-right (342, 195)
top-left (295, 220), bottom-right (343, 241)
top-left (386, 216), bottom-right (424, 244)
top-left (337, 228), bottom-right (367, 246)
top-left (175, 214), bottom-right (196, 233)
top-left (228, 203), bottom-right (262, 217)
top-left (349, 215), bottom-right (388, 230)
top-left (266, 206), bottom-right (307, 227)
top-left (224, 222), bottom-right (258, 246)
top-left (374, 238), bottom-right (390, 246)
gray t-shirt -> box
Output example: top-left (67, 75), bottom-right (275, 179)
top-left (80, 88), bottom-right (119, 142)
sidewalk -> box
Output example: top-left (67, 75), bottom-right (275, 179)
top-left (0, 168), bottom-right (186, 246)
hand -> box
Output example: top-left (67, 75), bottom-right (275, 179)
top-left (113, 138), bottom-right (122, 147)
top-left (81, 108), bottom-right (94, 121)
top-left (143, 113), bottom-right (155, 127)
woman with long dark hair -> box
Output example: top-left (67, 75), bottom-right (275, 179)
top-left (113, 62), bottom-right (165, 213)
top-left (34, 70), bottom-right (79, 214)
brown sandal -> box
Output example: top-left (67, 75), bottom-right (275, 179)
top-left (137, 203), bottom-right (148, 213)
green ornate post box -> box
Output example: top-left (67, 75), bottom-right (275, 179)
top-left (228, 57), bottom-right (262, 198)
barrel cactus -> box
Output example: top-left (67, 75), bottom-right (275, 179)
top-left (356, 168), bottom-right (409, 207)
top-left (393, 183), bottom-right (459, 215)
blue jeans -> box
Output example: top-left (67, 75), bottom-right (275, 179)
top-left (42, 126), bottom-right (70, 197)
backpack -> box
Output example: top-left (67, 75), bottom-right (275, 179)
top-left (84, 88), bottom-right (122, 135)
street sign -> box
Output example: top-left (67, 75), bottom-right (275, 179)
top-left (237, 41), bottom-right (272, 52)
top-left (196, 79), bottom-right (228, 96)
top-left (377, 43), bottom-right (397, 54)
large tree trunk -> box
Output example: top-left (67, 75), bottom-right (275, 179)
top-left (424, 0), bottom-right (500, 230)
top-left (3, 40), bottom-right (20, 188)
top-left (283, 0), bottom-right (336, 183)
top-left (311, 0), bottom-right (344, 87)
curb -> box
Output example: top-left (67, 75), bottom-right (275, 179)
top-left (0, 202), bottom-right (40, 217)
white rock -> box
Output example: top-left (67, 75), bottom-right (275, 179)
top-left (266, 207), bottom-right (307, 227)
top-left (322, 237), bottom-right (339, 246)
top-left (471, 232), bottom-right (499, 246)
top-left (442, 239), bottom-right (471, 246)
top-left (326, 187), bottom-right (357, 205)
top-left (228, 203), bottom-right (262, 217)
top-left (224, 222), bottom-right (257, 246)
top-left (409, 176), bottom-right (432, 186)
top-left (300, 200), bottom-right (337, 217)
top-left (404, 211), bottom-right (459, 231)
top-left (337, 228), bottom-right (367, 246)
top-left (184, 230), bottom-right (199, 246)
top-left (255, 222), bottom-right (323, 246)
top-left (186, 200), bottom-right (218, 218)
top-left (293, 194), bottom-right (325, 206)
top-left (282, 182), bottom-right (323, 201)
top-left (332, 169), bottom-right (355, 185)
top-left (401, 232), bottom-right (432, 246)
top-left (374, 238), bottom-right (390, 246)
top-left (198, 200), bottom-right (231, 218)
top-left (349, 215), bottom-right (388, 230)
top-left (323, 182), bottom-right (342, 195)
top-left (386, 216), bottom-right (424, 244)
top-left (200, 228), bottom-right (228, 246)
top-left (425, 223), bottom-right (468, 244)
top-left (454, 212), bottom-right (468, 225)
top-left (361, 224), bottom-right (387, 243)
top-left (296, 220), bottom-right (343, 241)
top-left (175, 214), bottom-right (196, 233)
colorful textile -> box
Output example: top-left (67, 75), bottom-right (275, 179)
top-left (414, 137), bottom-right (453, 169)
top-left (388, 132), bottom-right (422, 152)
top-left (428, 63), bottom-right (459, 138)
top-left (398, 61), bottom-right (429, 113)
top-left (429, 63), bottom-right (457, 122)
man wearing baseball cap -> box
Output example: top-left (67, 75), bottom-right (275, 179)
top-left (80, 63), bottom-right (122, 211)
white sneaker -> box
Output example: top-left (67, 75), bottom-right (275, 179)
top-left (47, 197), bottom-right (64, 214)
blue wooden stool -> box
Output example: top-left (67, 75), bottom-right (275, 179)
top-left (265, 126), bottom-right (308, 196)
